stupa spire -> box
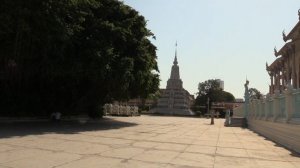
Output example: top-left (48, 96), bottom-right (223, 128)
top-left (154, 41), bottom-right (194, 116)
top-left (174, 41), bottom-right (178, 65)
top-left (170, 41), bottom-right (180, 80)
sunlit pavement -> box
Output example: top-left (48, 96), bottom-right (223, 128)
top-left (0, 115), bottom-right (299, 168)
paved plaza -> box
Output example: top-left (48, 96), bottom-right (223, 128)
top-left (0, 115), bottom-right (299, 168)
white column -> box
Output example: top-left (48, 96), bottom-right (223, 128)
top-left (271, 74), bottom-right (274, 94)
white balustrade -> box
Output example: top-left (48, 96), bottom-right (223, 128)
top-left (233, 87), bottom-right (300, 123)
top-left (233, 87), bottom-right (300, 153)
top-left (103, 104), bottom-right (139, 116)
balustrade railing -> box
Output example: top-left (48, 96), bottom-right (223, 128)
top-left (234, 88), bottom-right (300, 124)
top-left (103, 104), bottom-right (139, 116)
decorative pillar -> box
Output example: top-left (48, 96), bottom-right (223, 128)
top-left (274, 72), bottom-right (278, 91)
top-left (296, 68), bottom-right (300, 89)
top-left (271, 74), bottom-right (274, 94)
top-left (292, 72), bottom-right (296, 88)
top-left (280, 70), bottom-right (286, 93)
top-left (296, 53), bottom-right (300, 89)
top-left (279, 71), bottom-right (282, 92)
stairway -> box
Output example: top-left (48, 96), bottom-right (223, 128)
top-left (225, 117), bottom-right (247, 127)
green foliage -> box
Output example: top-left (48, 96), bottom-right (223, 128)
top-left (0, 0), bottom-right (159, 118)
top-left (195, 79), bottom-right (235, 108)
top-left (248, 88), bottom-right (263, 100)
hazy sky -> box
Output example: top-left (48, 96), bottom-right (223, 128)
top-left (123, 0), bottom-right (299, 98)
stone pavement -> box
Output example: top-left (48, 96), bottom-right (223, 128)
top-left (0, 115), bottom-right (299, 168)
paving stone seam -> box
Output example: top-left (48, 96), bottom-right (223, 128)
top-left (1, 143), bottom-right (115, 159)
top-left (234, 127), bottom-right (261, 167)
top-left (166, 163), bottom-right (204, 168)
top-left (212, 123), bottom-right (222, 168)
top-left (213, 153), bottom-right (295, 162)
top-left (167, 123), bottom-right (213, 167)
top-left (34, 136), bottom-right (133, 149)
top-left (0, 163), bottom-right (13, 168)
top-left (94, 154), bottom-right (140, 162)
top-left (1, 117), bottom-right (299, 168)
top-left (51, 156), bottom-right (85, 168)
top-left (0, 144), bottom-right (25, 153)
top-left (0, 142), bottom-right (66, 153)
top-left (0, 154), bottom-right (38, 165)
top-left (37, 132), bottom-right (164, 145)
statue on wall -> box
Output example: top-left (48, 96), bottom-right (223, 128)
top-left (244, 79), bottom-right (250, 101)
top-left (244, 79), bottom-right (250, 118)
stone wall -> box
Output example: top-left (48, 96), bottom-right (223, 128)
top-left (233, 88), bottom-right (300, 153)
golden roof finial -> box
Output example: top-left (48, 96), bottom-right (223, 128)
top-left (282, 30), bottom-right (287, 42)
top-left (274, 46), bottom-right (278, 56)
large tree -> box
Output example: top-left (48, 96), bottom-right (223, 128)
top-left (248, 88), bottom-right (263, 100)
top-left (0, 0), bottom-right (159, 117)
top-left (195, 79), bottom-right (235, 110)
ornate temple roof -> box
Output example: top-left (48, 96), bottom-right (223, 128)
top-left (266, 56), bottom-right (283, 72)
top-left (283, 9), bottom-right (300, 42)
top-left (274, 42), bottom-right (293, 57)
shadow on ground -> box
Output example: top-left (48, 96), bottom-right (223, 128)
top-left (0, 118), bottom-right (138, 138)
top-left (250, 130), bottom-right (300, 156)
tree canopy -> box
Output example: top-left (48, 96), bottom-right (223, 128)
top-left (195, 79), bottom-right (235, 108)
top-left (248, 88), bottom-right (263, 100)
top-left (0, 0), bottom-right (159, 117)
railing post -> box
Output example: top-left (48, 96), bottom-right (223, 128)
top-left (257, 99), bottom-right (261, 119)
top-left (260, 94), bottom-right (270, 120)
top-left (265, 94), bottom-right (271, 120)
top-left (244, 101), bottom-right (249, 118)
top-left (253, 99), bottom-right (257, 118)
top-left (273, 90), bottom-right (280, 122)
top-left (284, 85), bottom-right (294, 122)
top-left (248, 101), bottom-right (252, 118)
top-left (259, 98), bottom-right (265, 119)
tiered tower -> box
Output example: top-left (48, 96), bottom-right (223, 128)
top-left (154, 45), bottom-right (194, 115)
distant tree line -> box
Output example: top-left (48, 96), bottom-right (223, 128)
top-left (194, 79), bottom-right (235, 114)
top-left (0, 0), bottom-right (159, 118)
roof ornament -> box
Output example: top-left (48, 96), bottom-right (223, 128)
top-left (298, 9), bottom-right (300, 20)
top-left (282, 30), bottom-right (287, 42)
top-left (274, 46), bottom-right (278, 56)
top-left (266, 62), bottom-right (268, 69)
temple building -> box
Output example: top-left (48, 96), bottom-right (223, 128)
top-left (153, 47), bottom-right (194, 115)
top-left (266, 10), bottom-right (300, 94)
